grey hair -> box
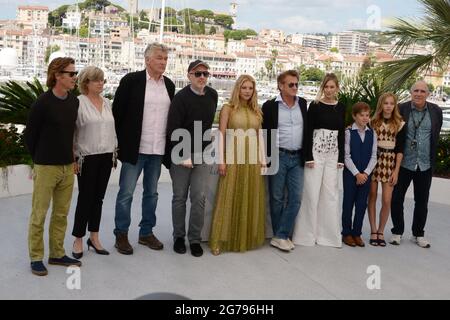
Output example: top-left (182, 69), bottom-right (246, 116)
top-left (78, 66), bottom-right (105, 95)
top-left (411, 80), bottom-right (430, 93)
top-left (144, 42), bottom-right (169, 58)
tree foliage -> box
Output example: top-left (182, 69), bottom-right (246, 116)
top-left (224, 29), bottom-right (257, 41)
top-left (44, 45), bottom-right (61, 64)
top-left (379, 0), bottom-right (450, 91)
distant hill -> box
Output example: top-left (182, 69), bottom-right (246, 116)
top-left (47, 2), bottom-right (249, 38)
top-left (352, 30), bottom-right (392, 45)
top-left (48, 1), bottom-right (126, 27)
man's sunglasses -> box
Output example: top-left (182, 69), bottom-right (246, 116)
top-left (60, 71), bottom-right (79, 77)
top-left (190, 71), bottom-right (210, 78)
top-left (288, 82), bottom-right (299, 88)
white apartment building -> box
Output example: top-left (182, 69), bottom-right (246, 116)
top-left (256, 54), bottom-right (271, 73)
top-left (160, 32), bottom-right (226, 54)
top-left (302, 35), bottom-right (327, 52)
top-left (234, 52), bottom-right (257, 76)
top-left (88, 12), bottom-right (128, 37)
top-left (259, 29), bottom-right (285, 43)
top-left (286, 33), bottom-right (303, 45)
top-left (227, 39), bottom-right (245, 54)
top-left (315, 53), bottom-right (343, 73)
top-left (0, 29), bottom-right (33, 66)
top-left (444, 68), bottom-right (450, 87)
top-left (62, 6), bottom-right (82, 30)
top-left (17, 5), bottom-right (49, 31)
top-left (287, 34), bottom-right (327, 51)
top-left (342, 55), bottom-right (367, 78)
top-left (328, 31), bottom-right (369, 55)
top-left (173, 50), bottom-right (236, 79)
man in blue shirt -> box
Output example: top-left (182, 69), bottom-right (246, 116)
top-left (390, 81), bottom-right (443, 248)
top-left (262, 70), bottom-right (308, 252)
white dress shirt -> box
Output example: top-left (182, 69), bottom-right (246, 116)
top-left (139, 72), bottom-right (171, 155)
top-left (74, 95), bottom-right (117, 171)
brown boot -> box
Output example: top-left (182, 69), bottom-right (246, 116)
top-left (115, 233), bottom-right (133, 255)
top-left (343, 235), bottom-right (356, 247)
top-left (353, 236), bottom-right (365, 247)
top-left (139, 234), bottom-right (163, 250)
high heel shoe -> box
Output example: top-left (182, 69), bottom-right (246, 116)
top-left (369, 233), bottom-right (378, 246)
top-left (87, 238), bottom-right (110, 255)
top-left (72, 242), bottom-right (83, 259)
top-left (377, 233), bottom-right (386, 247)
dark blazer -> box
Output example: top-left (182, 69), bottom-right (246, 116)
top-left (399, 101), bottom-right (443, 170)
top-left (262, 96), bottom-right (308, 166)
top-left (112, 70), bottom-right (175, 165)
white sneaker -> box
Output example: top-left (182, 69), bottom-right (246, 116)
top-left (270, 237), bottom-right (291, 252)
top-left (287, 239), bottom-right (295, 250)
top-left (411, 236), bottom-right (431, 248)
top-left (389, 234), bottom-right (402, 245)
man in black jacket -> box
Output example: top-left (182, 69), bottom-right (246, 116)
top-left (262, 70), bottom-right (308, 252)
top-left (112, 43), bottom-right (175, 255)
top-left (390, 80), bottom-right (443, 248)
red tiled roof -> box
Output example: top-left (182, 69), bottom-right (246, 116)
top-left (18, 5), bottom-right (49, 11)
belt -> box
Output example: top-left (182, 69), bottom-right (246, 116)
top-left (377, 147), bottom-right (395, 153)
top-left (279, 148), bottom-right (302, 155)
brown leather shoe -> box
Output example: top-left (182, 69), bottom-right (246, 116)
top-left (115, 233), bottom-right (133, 255)
top-left (139, 234), bottom-right (164, 250)
top-left (353, 236), bottom-right (365, 247)
top-left (343, 235), bottom-right (356, 247)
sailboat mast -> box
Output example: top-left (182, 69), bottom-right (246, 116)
top-left (159, 0), bottom-right (166, 43)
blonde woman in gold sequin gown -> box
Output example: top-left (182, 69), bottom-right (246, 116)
top-left (209, 75), bottom-right (266, 255)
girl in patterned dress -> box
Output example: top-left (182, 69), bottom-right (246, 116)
top-left (367, 93), bottom-right (406, 246)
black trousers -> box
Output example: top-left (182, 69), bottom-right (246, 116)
top-left (72, 153), bottom-right (113, 238)
top-left (391, 166), bottom-right (432, 237)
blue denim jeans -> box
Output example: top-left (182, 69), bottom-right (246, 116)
top-left (114, 154), bottom-right (162, 237)
top-left (268, 151), bottom-right (304, 239)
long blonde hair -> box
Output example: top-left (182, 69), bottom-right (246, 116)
top-left (314, 73), bottom-right (340, 103)
top-left (371, 92), bottom-right (403, 134)
top-left (227, 74), bottom-right (262, 122)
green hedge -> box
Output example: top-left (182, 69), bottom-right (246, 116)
top-left (435, 133), bottom-right (450, 178)
top-left (0, 126), bottom-right (32, 168)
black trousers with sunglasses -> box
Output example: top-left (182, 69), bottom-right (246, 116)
top-left (390, 166), bottom-right (432, 237)
top-left (72, 153), bottom-right (113, 238)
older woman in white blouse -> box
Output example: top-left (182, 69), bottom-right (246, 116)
top-left (71, 66), bottom-right (117, 258)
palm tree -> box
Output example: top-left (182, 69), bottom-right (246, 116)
top-left (0, 78), bottom-right (45, 125)
top-left (380, 0), bottom-right (450, 90)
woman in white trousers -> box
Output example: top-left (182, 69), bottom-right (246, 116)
top-left (292, 73), bottom-right (346, 247)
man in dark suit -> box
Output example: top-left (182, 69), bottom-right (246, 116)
top-left (262, 70), bottom-right (308, 252)
top-left (112, 43), bottom-right (175, 255)
top-left (390, 80), bottom-right (443, 248)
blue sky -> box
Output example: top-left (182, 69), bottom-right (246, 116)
top-left (0, 0), bottom-right (424, 33)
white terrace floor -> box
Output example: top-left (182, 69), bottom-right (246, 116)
top-left (1, 173), bottom-right (450, 300)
